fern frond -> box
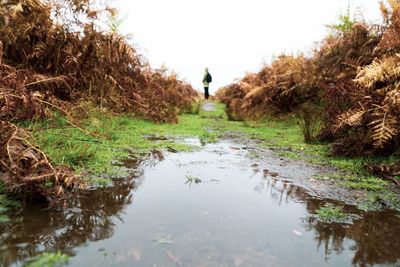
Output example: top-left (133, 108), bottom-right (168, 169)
top-left (29, 42), bottom-right (47, 59)
top-left (354, 54), bottom-right (400, 87)
top-left (368, 105), bottom-right (398, 148)
top-left (333, 108), bottom-right (365, 133)
top-left (384, 87), bottom-right (400, 112)
top-left (388, 0), bottom-right (400, 10)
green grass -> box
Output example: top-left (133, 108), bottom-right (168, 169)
top-left (220, 115), bottom-right (396, 193)
top-left (26, 252), bottom-right (69, 267)
top-left (315, 204), bottom-right (349, 223)
top-left (185, 175), bottom-right (202, 185)
top-left (21, 104), bottom-right (224, 184)
top-left (18, 101), bottom-right (399, 205)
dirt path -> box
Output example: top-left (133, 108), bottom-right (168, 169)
top-left (201, 101), bottom-right (216, 112)
top-left (195, 101), bottom-right (382, 207)
top-left (2, 101), bottom-right (400, 266)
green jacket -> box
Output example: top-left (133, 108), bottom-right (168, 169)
top-left (203, 71), bottom-right (211, 87)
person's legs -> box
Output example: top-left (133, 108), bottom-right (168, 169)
top-left (204, 87), bottom-right (209, 100)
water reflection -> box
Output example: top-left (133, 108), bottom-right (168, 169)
top-left (308, 210), bottom-right (400, 266)
top-left (1, 142), bottom-right (400, 267)
top-left (262, 177), bottom-right (400, 266)
top-left (0, 150), bottom-right (163, 266)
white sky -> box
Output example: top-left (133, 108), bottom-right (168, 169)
top-left (115, 0), bottom-right (383, 93)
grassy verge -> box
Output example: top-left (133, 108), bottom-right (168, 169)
top-left (18, 102), bottom-right (222, 185)
top-left (222, 116), bottom-right (397, 192)
top-left (14, 101), bottom-right (399, 207)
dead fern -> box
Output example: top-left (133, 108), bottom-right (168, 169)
top-left (354, 54), bottom-right (400, 87)
top-left (333, 108), bottom-right (366, 133)
top-left (0, 121), bottom-right (86, 199)
top-left (368, 105), bottom-right (398, 148)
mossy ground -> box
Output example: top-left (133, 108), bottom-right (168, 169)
top-left (9, 101), bottom-right (399, 205)
top-left (25, 252), bottom-right (69, 267)
top-left (315, 204), bottom-right (348, 223)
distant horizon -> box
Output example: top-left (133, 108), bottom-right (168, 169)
top-left (116, 0), bottom-right (382, 92)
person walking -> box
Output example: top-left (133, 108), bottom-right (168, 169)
top-left (202, 67), bottom-right (212, 100)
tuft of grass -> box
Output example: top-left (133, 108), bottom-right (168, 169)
top-left (188, 100), bottom-right (201, 115)
top-left (199, 131), bottom-right (218, 145)
top-left (316, 204), bottom-right (348, 223)
top-left (358, 191), bottom-right (400, 211)
top-left (185, 175), bottom-right (202, 185)
top-left (340, 176), bottom-right (388, 191)
top-left (26, 252), bottom-right (69, 267)
top-left (89, 177), bottom-right (113, 188)
top-left (295, 104), bottom-right (322, 144)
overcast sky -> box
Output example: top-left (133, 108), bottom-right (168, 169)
top-left (115, 0), bottom-right (382, 93)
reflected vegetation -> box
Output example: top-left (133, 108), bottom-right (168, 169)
top-left (262, 176), bottom-right (400, 266)
top-left (1, 142), bottom-right (400, 266)
top-left (0, 150), bottom-right (163, 266)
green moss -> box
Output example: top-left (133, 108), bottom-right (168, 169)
top-left (26, 252), bottom-right (69, 267)
top-left (316, 204), bottom-right (349, 223)
top-left (89, 177), bottom-right (113, 187)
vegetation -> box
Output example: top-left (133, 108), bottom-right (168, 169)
top-left (0, 0), bottom-right (198, 202)
top-left (0, 0), bottom-right (398, 218)
top-left (216, 1), bottom-right (400, 185)
top-left (0, 183), bottom-right (20, 222)
top-left (25, 252), bottom-right (69, 267)
top-left (185, 175), bottom-right (202, 185)
top-left (0, 1), bottom-right (399, 266)
top-left (315, 204), bottom-right (349, 223)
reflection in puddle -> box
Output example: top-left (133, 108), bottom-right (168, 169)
top-left (1, 141), bottom-right (400, 266)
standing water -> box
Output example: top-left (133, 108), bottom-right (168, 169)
top-left (1, 139), bottom-right (400, 266)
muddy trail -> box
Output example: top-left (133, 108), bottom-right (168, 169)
top-left (1, 102), bottom-right (400, 267)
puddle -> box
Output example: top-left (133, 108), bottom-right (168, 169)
top-left (1, 141), bottom-right (400, 266)
top-left (201, 101), bottom-right (215, 112)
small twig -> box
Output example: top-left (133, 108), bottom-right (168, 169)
top-left (0, 159), bottom-right (17, 175)
top-left (27, 126), bottom-right (77, 131)
top-left (25, 76), bottom-right (67, 87)
top-left (387, 176), bottom-right (400, 186)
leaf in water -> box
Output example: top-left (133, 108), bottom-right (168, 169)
top-left (154, 236), bottom-right (173, 245)
top-left (292, 230), bottom-right (303, 236)
top-left (166, 250), bottom-right (183, 267)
